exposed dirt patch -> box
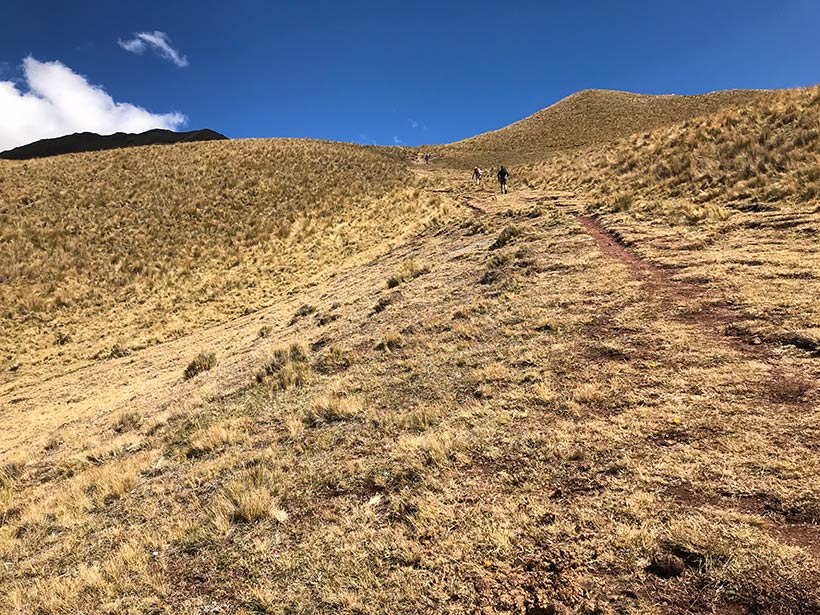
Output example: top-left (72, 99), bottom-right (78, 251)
top-left (575, 214), bottom-right (783, 359)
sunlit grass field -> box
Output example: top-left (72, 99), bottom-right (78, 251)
top-left (2, 86), bottom-right (819, 614)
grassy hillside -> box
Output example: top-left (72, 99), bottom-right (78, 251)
top-left (0, 139), bottom-right (444, 378)
top-left (519, 85), bottom-right (820, 347)
top-left (525, 85), bottom-right (820, 208)
top-left (437, 88), bottom-right (771, 167)
top-left (2, 86), bottom-right (820, 614)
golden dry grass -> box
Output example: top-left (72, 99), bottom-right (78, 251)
top-left (437, 88), bottom-right (772, 166)
top-left (2, 86), bottom-right (820, 614)
top-left (0, 138), bottom-right (431, 380)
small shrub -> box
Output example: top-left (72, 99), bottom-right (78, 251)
top-left (0, 459), bottom-right (27, 485)
top-left (184, 352), bottom-right (217, 380)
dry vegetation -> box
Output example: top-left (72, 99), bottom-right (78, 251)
top-left (519, 84), bottom-right (820, 345)
top-left (2, 86), bottom-right (820, 614)
top-left (0, 139), bottom-right (441, 380)
top-left (523, 86), bottom-right (820, 208)
top-left (437, 88), bottom-right (770, 166)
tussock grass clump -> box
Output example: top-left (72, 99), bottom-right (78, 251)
top-left (289, 304), bottom-right (316, 324)
top-left (186, 423), bottom-right (240, 458)
top-left (480, 253), bottom-right (513, 285)
top-left (489, 224), bottom-right (521, 250)
top-left (314, 345), bottom-right (353, 374)
top-left (375, 332), bottom-right (404, 351)
top-left (113, 411), bottom-right (142, 432)
top-left (183, 352), bottom-right (217, 380)
top-left (393, 430), bottom-right (467, 468)
top-left (82, 460), bottom-right (142, 508)
top-left (256, 343), bottom-right (311, 390)
top-left (0, 458), bottom-right (27, 485)
top-left (210, 467), bottom-right (287, 529)
top-left (257, 325), bottom-right (272, 338)
top-left (303, 391), bottom-right (363, 426)
top-left (386, 259), bottom-right (430, 288)
top-left (372, 295), bottom-right (395, 314)
top-left (371, 404), bottom-right (443, 433)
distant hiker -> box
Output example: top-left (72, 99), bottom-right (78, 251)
top-left (497, 165), bottom-right (509, 194)
top-left (424, 153), bottom-right (431, 164)
top-left (472, 167), bottom-right (483, 185)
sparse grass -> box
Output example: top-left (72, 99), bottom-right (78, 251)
top-left (183, 351), bottom-right (217, 380)
top-left (386, 259), bottom-right (430, 288)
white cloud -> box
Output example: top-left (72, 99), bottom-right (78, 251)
top-left (118, 31), bottom-right (189, 67)
top-left (0, 57), bottom-right (186, 151)
top-left (408, 119), bottom-right (419, 129)
top-left (393, 136), bottom-right (404, 145)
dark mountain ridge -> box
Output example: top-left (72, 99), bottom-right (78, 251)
top-left (0, 128), bottom-right (228, 160)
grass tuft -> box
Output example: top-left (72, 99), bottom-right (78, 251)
top-left (184, 352), bottom-right (217, 380)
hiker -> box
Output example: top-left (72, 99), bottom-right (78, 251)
top-left (472, 166), bottom-right (483, 185)
top-left (424, 153), bottom-right (431, 164)
top-left (497, 165), bottom-right (509, 194)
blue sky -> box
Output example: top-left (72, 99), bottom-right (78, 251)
top-left (1, 0), bottom-right (819, 150)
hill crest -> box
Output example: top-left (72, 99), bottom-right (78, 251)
top-left (439, 87), bottom-right (774, 165)
top-left (0, 128), bottom-right (228, 160)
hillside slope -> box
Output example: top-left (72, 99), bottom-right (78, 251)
top-left (2, 87), bottom-right (820, 614)
top-left (438, 88), bottom-right (772, 166)
top-left (0, 129), bottom-right (228, 160)
top-left (524, 85), bottom-right (820, 209)
top-left (0, 139), bottom-right (443, 380)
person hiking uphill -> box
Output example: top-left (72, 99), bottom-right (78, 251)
top-left (472, 166), bottom-right (483, 186)
top-left (497, 165), bottom-right (509, 194)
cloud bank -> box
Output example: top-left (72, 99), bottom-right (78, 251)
top-left (118, 31), bottom-right (189, 67)
top-left (0, 57), bottom-right (186, 151)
